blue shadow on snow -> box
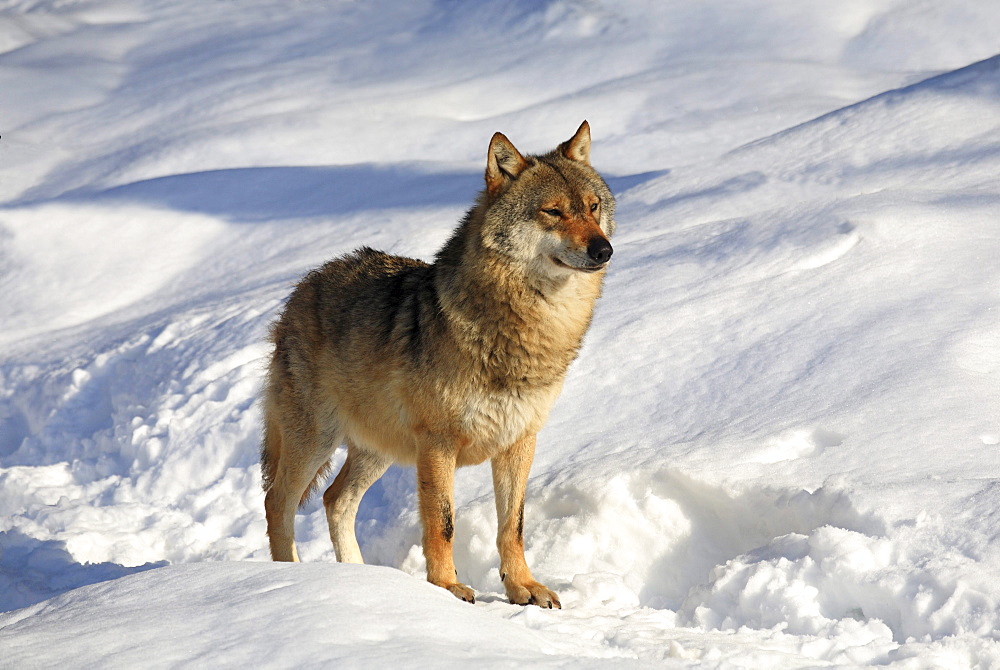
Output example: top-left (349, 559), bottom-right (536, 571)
top-left (0, 529), bottom-right (166, 613)
top-left (41, 164), bottom-right (666, 223)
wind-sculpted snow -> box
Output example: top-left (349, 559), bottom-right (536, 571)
top-left (2, 1), bottom-right (1000, 667)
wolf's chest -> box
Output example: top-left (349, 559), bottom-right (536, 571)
top-left (453, 383), bottom-right (560, 463)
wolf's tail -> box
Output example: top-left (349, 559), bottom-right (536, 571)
top-left (260, 393), bottom-right (281, 493)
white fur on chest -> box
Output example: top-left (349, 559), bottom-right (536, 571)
top-left (456, 383), bottom-right (560, 462)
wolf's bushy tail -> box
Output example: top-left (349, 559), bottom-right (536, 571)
top-left (260, 396), bottom-right (281, 493)
top-left (261, 381), bottom-right (334, 507)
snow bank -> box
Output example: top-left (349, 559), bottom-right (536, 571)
top-left (0, 563), bottom-right (626, 668)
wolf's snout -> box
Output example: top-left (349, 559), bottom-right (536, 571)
top-left (587, 238), bottom-right (613, 264)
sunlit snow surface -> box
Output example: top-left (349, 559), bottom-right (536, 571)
top-left (2, 1), bottom-right (999, 667)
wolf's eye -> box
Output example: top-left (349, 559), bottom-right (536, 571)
top-left (590, 201), bottom-right (600, 212)
top-left (542, 208), bottom-right (562, 217)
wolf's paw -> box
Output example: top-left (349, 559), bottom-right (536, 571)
top-left (437, 581), bottom-right (476, 604)
top-left (505, 580), bottom-right (561, 609)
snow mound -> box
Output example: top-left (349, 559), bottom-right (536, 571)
top-left (0, 563), bottom-right (627, 669)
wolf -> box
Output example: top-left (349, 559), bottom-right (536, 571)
top-left (260, 121), bottom-right (615, 608)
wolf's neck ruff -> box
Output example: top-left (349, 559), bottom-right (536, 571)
top-left (433, 211), bottom-right (604, 391)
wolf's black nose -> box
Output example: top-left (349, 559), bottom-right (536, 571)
top-left (587, 238), bottom-right (613, 264)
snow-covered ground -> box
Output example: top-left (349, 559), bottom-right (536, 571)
top-left (2, 1), bottom-right (999, 667)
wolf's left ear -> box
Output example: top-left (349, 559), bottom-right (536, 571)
top-left (559, 120), bottom-right (591, 165)
top-left (486, 132), bottom-right (529, 196)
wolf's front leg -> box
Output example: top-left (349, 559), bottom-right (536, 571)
top-left (491, 435), bottom-right (561, 608)
top-left (417, 445), bottom-right (476, 603)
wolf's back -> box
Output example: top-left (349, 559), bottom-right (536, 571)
top-left (275, 246), bottom-right (437, 363)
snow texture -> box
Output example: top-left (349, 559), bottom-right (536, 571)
top-left (1, 1), bottom-right (999, 667)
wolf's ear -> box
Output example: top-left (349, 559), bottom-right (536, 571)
top-left (559, 120), bottom-right (591, 165)
top-left (486, 132), bottom-right (529, 196)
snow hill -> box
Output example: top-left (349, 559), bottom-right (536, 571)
top-left (1, 1), bottom-right (999, 667)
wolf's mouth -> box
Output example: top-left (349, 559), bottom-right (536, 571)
top-left (551, 256), bottom-right (606, 273)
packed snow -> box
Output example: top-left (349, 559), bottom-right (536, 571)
top-left (2, 1), bottom-right (1000, 667)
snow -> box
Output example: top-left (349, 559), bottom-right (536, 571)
top-left (2, 1), bottom-right (999, 667)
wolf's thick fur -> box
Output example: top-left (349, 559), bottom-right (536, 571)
top-left (261, 122), bottom-right (615, 607)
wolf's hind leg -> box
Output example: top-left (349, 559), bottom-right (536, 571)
top-left (263, 418), bottom-right (339, 562)
top-left (323, 442), bottom-right (391, 563)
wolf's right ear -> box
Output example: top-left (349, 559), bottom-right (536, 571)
top-left (486, 132), bottom-right (529, 196)
top-left (558, 120), bottom-right (591, 165)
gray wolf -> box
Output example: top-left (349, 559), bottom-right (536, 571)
top-left (261, 121), bottom-right (615, 608)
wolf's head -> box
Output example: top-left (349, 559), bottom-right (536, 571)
top-left (479, 121), bottom-right (616, 281)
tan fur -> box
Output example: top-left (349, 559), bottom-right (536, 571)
top-left (261, 121), bottom-right (616, 607)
